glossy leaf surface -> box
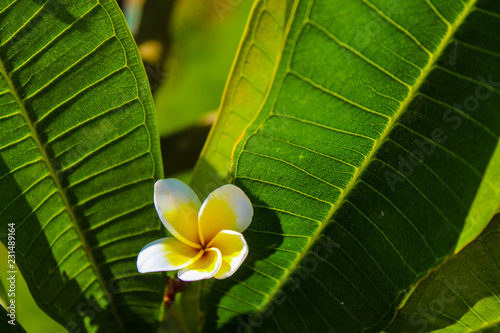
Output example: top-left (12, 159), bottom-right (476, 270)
top-left (198, 0), bottom-right (500, 332)
top-left (0, 1), bottom-right (164, 331)
top-left (191, 0), bottom-right (293, 198)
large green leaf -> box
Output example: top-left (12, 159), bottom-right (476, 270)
top-left (0, 1), bottom-right (164, 332)
top-left (197, 0), bottom-right (500, 332)
top-left (191, 0), bottom-right (293, 198)
top-left (384, 214), bottom-right (500, 332)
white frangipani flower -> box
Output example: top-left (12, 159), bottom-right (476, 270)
top-left (137, 179), bottom-right (253, 281)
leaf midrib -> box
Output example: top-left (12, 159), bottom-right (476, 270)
top-left (0, 38), bottom-right (127, 333)
top-left (249, 0), bottom-right (479, 313)
top-left (470, 319), bottom-right (500, 333)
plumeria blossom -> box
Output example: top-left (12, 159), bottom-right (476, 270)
top-left (137, 179), bottom-right (253, 281)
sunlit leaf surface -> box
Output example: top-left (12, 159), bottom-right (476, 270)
top-left (191, 0), bottom-right (293, 198)
top-left (197, 0), bottom-right (500, 332)
top-left (0, 1), bottom-right (164, 332)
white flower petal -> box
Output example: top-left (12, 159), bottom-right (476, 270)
top-left (177, 248), bottom-right (222, 281)
top-left (137, 237), bottom-right (202, 273)
top-left (198, 184), bottom-right (253, 245)
top-left (154, 179), bottom-right (202, 248)
top-left (209, 230), bottom-right (249, 279)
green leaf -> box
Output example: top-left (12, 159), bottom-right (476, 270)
top-left (198, 0), bottom-right (500, 332)
top-left (191, 0), bottom-right (293, 198)
top-left (385, 214), bottom-right (500, 332)
top-left (0, 1), bottom-right (164, 332)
